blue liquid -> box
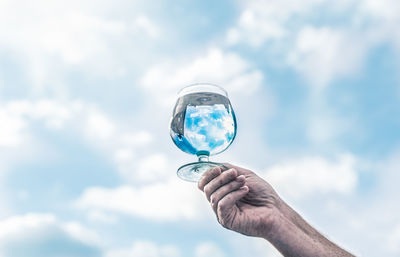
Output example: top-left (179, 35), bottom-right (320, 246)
top-left (171, 102), bottom-right (236, 156)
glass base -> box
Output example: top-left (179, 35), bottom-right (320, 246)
top-left (177, 161), bottom-right (226, 182)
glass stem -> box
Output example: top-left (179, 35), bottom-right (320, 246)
top-left (198, 154), bottom-right (209, 162)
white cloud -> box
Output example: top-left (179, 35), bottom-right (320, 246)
top-left (0, 100), bottom-right (74, 215)
top-left (62, 221), bottom-right (102, 246)
top-left (132, 15), bottom-right (161, 39)
top-left (292, 151), bottom-right (400, 257)
top-left (388, 224), bottom-right (400, 254)
top-left (72, 105), bottom-right (166, 184)
top-left (360, 0), bottom-right (400, 22)
top-left (120, 131), bottom-right (153, 147)
top-left (29, 100), bottom-right (79, 129)
top-left (359, 0), bottom-right (400, 53)
top-left (0, 213), bottom-right (56, 239)
top-left (0, 98), bottom-right (159, 183)
top-left (226, 0), bottom-right (347, 47)
top-left (113, 152), bottom-right (173, 183)
top-left (0, 99), bottom-right (86, 158)
top-left (85, 109), bottom-right (116, 141)
top-left (0, 108), bottom-right (27, 147)
top-left (0, 213), bottom-right (100, 247)
top-left (75, 178), bottom-right (211, 222)
top-left (106, 241), bottom-right (180, 257)
top-left (306, 111), bottom-right (356, 144)
top-left (0, 5), bottom-right (121, 81)
top-left (0, 100), bottom-right (83, 141)
top-left (261, 154), bottom-right (358, 199)
top-left (86, 210), bottom-right (118, 224)
top-left (136, 153), bottom-right (170, 182)
top-left (111, 132), bottom-right (155, 181)
top-left (0, 0), bottom-right (162, 93)
top-left (227, 0), bottom-right (400, 88)
top-left (226, 8), bottom-right (286, 47)
top-left (141, 48), bottom-right (264, 106)
top-left (227, 236), bottom-right (282, 257)
top-left (195, 242), bottom-right (225, 257)
top-left (287, 26), bottom-right (367, 89)
top-left (0, 213), bottom-right (101, 257)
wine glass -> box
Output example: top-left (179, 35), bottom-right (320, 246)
top-left (170, 83), bottom-right (237, 182)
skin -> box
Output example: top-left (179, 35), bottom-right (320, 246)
top-left (198, 163), bottom-right (355, 257)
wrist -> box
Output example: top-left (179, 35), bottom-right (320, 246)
top-left (260, 197), bottom-right (291, 240)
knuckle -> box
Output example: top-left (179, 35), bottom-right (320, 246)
top-left (216, 179), bottom-right (224, 188)
top-left (218, 199), bottom-right (227, 211)
top-left (228, 169), bottom-right (236, 177)
top-left (203, 185), bottom-right (212, 197)
top-left (229, 169), bottom-right (238, 179)
top-left (206, 167), bottom-right (215, 175)
top-left (222, 169), bottom-right (236, 181)
top-left (210, 194), bottom-right (216, 204)
top-left (211, 167), bottom-right (221, 176)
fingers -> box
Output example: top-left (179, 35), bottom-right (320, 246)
top-left (221, 163), bottom-right (252, 176)
top-left (198, 166), bottom-right (250, 228)
top-left (203, 168), bottom-right (238, 201)
top-left (210, 175), bottom-right (246, 213)
top-left (198, 166), bottom-right (222, 191)
top-left (217, 186), bottom-right (249, 219)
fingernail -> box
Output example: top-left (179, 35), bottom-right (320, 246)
top-left (240, 186), bottom-right (248, 191)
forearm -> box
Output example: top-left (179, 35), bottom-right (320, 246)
top-left (282, 201), bottom-right (352, 255)
top-left (264, 200), bottom-right (355, 257)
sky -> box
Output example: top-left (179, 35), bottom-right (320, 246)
top-left (0, 0), bottom-right (400, 256)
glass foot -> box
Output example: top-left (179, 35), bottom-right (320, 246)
top-left (177, 161), bottom-right (226, 182)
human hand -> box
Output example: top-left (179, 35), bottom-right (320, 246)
top-left (198, 164), bottom-right (356, 257)
top-left (198, 163), bottom-right (283, 238)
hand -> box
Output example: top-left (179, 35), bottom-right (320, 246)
top-left (198, 163), bottom-right (355, 257)
top-left (198, 163), bottom-right (283, 238)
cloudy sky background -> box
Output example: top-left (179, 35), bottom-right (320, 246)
top-left (0, 0), bottom-right (400, 256)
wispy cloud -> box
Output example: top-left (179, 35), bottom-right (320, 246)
top-left (261, 154), bottom-right (358, 199)
top-left (0, 213), bottom-right (101, 257)
top-left (106, 241), bottom-right (181, 257)
top-left (74, 178), bottom-right (211, 221)
top-left (141, 48), bottom-right (263, 106)
top-left (226, 0), bottom-right (400, 88)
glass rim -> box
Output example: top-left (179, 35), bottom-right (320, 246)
top-left (177, 83), bottom-right (228, 97)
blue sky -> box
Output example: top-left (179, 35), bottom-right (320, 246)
top-left (0, 0), bottom-right (400, 256)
